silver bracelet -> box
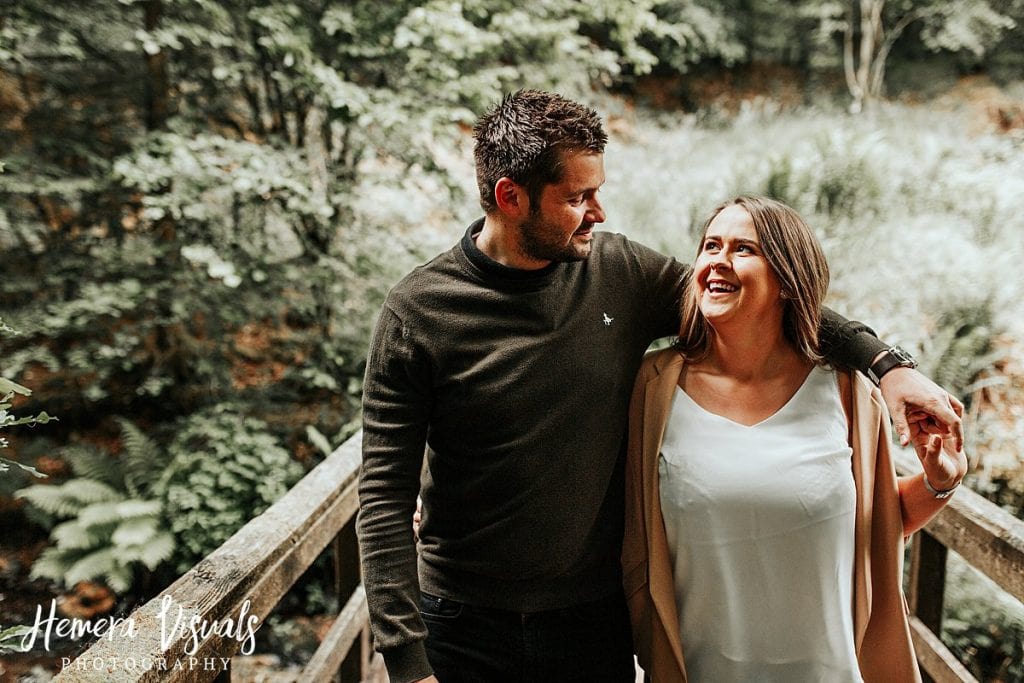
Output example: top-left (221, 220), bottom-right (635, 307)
top-left (923, 473), bottom-right (960, 499)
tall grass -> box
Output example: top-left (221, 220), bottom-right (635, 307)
top-left (604, 103), bottom-right (1024, 342)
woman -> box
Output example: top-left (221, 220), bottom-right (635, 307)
top-left (622, 196), bottom-right (967, 682)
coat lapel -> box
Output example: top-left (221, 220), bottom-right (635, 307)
top-left (641, 350), bottom-right (688, 676)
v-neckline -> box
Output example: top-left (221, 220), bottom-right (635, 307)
top-left (674, 365), bottom-right (820, 429)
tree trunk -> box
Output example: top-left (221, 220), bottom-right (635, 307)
top-left (143, 0), bottom-right (169, 131)
top-left (844, 0), bottom-right (886, 113)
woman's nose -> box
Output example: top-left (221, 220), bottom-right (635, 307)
top-left (709, 254), bottom-right (731, 271)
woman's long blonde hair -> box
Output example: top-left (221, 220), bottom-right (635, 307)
top-left (677, 195), bottom-right (830, 363)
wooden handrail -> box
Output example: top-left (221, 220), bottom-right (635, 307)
top-left (52, 434), bottom-right (1024, 682)
top-left (54, 431), bottom-right (372, 682)
top-left (896, 449), bottom-right (1024, 683)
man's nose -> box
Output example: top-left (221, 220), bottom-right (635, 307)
top-left (587, 197), bottom-right (606, 224)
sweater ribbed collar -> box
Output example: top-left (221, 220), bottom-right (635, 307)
top-left (458, 218), bottom-right (562, 289)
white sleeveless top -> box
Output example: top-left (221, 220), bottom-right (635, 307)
top-left (658, 365), bottom-right (863, 682)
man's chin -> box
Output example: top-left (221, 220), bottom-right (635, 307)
top-left (563, 242), bottom-right (592, 262)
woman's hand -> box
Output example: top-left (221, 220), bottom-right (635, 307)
top-left (910, 425), bottom-right (968, 492)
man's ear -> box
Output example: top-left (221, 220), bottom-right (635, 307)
top-left (494, 177), bottom-right (528, 217)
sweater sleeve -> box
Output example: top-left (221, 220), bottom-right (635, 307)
top-left (624, 237), bottom-right (690, 339)
top-left (356, 304), bottom-right (434, 683)
top-left (820, 308), bottom-right (887, 374)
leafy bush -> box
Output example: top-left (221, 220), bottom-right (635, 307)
top-left (920, 302), bottom-right (1004, 405)
top-left (14, 419), bottom-right (173, 592)
top-left (941, 552), bottom-right (1024, 682)
top-left (156, 405), bottom-right (303, 572)
top-left (0, 318), bottom-right (55, 479)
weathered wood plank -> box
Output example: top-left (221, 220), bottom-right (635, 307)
top-left (894, 450), bottom-right (1024, 603)
top-left (54, 433), bottom-right (363, 682)
top-left (909, 616), bottom-right (977, 683)
top-left (297, 585), bottom-right (368, 683)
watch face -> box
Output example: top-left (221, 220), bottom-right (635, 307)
top-left (890, 346), bottom-right (918, 367)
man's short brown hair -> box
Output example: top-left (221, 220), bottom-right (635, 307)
top-left (473, 90), bottom-right (607, 213)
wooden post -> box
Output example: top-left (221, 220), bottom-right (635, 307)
top-left (908, 530), bottom-right (949, 683)
top-left (333, 517), bottom-right (362, 681)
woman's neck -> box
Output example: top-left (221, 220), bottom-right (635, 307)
top-left (704, 323), bottom-right (804, 382)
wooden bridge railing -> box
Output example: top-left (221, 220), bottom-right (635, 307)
top-left (896, 450), bottom-right (1024, 683)
top-left (54, 431), bottom-right (1024, 682)
top-left (55, 431), bottom-right (377, 683)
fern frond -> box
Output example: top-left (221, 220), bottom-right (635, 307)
top-left (111, 517), bottom-right (159, 547)
top-left (115, 417), bottom-right (163, 497)
top-left (77, 502), bottom-right (129, 527)
top-left (135, 532), bottom-right (175, 570)
top-left (60, 479), bottom-right (123, 506)
top-left (64, 548), bottom-right (116, 587)
top-left (29, 546), bottom-right (83, 584)
top-left (103, 564), bottom-right (133, 594)
top-left (63, 446), bottom-right (122, 489)
top-left (114, 499), bottom-right (162, 519)
top-left (51, 519), bottom-right (109, 550)
top-left (16, 485), bottom-right (81, 518)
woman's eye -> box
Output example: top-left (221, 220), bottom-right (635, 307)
top-left (703, 240), bottom-right (719, 251)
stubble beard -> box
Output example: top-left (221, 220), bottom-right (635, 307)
top-left (518, 210), bottom-right (593, 264)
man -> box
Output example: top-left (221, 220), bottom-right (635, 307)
top-left (356, 90), bottom-right (962, 683)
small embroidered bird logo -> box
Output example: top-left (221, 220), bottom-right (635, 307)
top-left (603, 313), bottom-right (614, 326)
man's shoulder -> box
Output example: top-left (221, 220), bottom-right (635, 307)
top-left (386, 244), bottom-right (462, 301)
top-left (591, 231), bottom-right (673, 267)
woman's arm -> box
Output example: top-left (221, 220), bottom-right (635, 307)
top-left (898, 432), bottom-right (968, 535)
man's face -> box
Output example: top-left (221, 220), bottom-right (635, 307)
top-left (516, 152), bottom-right (606, 264)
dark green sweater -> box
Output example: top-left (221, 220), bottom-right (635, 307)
top-left (356, 220), bottom-right (885, 682)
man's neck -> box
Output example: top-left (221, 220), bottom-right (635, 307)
top-left (475, 215), bottom-right (552, 270)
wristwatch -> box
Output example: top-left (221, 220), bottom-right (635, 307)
top-left (868, 345), bottom-right (918, 386)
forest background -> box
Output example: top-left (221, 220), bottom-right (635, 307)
top-left (1, 0), bottom-right (1023, 680)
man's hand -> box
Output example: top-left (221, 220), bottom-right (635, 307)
top-left (878, 367), bottom-right (964, 452)
top-left (413, 496), bottom-right (422, 540)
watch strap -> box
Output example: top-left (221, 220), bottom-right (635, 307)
top-left (868, 346), bottom-right (917, 386)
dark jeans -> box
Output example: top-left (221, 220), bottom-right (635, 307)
top-left (421, 590), bottom-right (636, 683)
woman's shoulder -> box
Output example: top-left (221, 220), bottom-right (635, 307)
top-left (639, 346), bottom-right (683, 376)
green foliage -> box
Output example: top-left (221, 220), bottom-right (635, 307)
top-left (156, 405), bottom-right (302, 572)
top-left (0, 319), bottom-right (54, 479)
top-left (14, 421), bottom-right (174, 593)
top-left (0, 625), bottom-right (32, 655)
top-left (941, 553), bottom-right (1024, 681)
top-left (920, 302), bottom-right (1004, 404)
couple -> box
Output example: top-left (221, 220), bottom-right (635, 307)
top-left (356, 90), bottom-right (967, 683)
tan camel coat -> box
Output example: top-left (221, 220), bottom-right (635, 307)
top-left (622, 349), bottom-right (921, 682)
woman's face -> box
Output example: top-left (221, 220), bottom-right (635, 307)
top-left (693, 204), bottom-right (784, 329)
